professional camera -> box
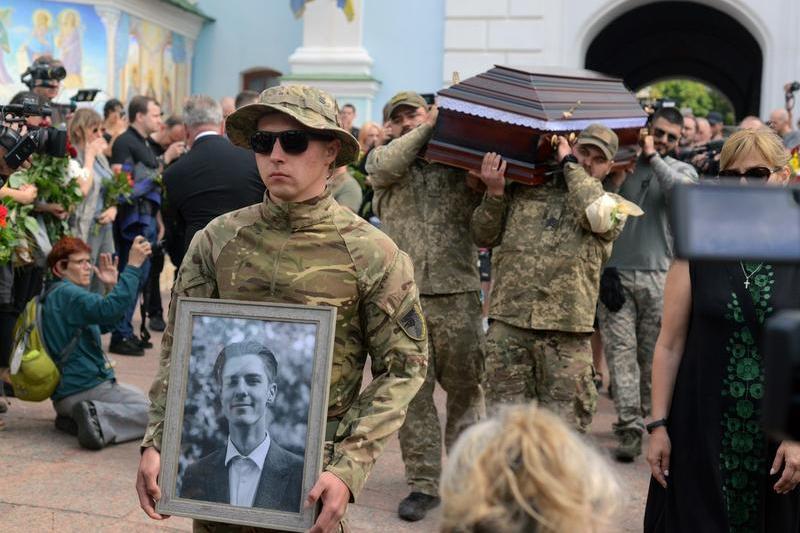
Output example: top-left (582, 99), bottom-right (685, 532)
top-left (671, 183), bottom-right (800, 440)
top-left (20, 57), bottom-right (66, 91)
top-left (0, 97), bottom-right (67, 169)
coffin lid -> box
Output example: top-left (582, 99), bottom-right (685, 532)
top-left (438, 65), bottom-right (648, 132)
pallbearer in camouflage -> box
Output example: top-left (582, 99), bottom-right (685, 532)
top-left (366, 91), bottom-right (485, 522)
top-left (135, 84), bottom-right (428, 533)
top-left (472, 125), bottom-right (641, 433)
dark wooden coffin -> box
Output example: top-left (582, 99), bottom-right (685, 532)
top-left (425, 66), bottom-right (649, 185)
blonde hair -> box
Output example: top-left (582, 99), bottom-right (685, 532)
top-left (68, 108), bottom-right (103, 147)
top-left (719, 127), bottom-right (789, 170)
top-left (440, 404), bottom-right (619, 533)
top-left (357, 121), bottom-right (383, 150)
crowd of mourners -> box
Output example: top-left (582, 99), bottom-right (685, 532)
top-left (2, 54), bottom-right (800, 533)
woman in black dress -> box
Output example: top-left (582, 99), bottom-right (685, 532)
top-left (644, 127), bottom-right (800, 533)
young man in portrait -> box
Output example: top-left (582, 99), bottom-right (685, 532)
top-left (179, 340), bottom-right (303, 511)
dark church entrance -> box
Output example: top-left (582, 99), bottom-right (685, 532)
top-left (585, 1), bottom-right (762, 119)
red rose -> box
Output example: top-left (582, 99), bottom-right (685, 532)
top-left (0, 204), bottom-right (7, 228)
top-left (66, 138), bottom-right (78, 158)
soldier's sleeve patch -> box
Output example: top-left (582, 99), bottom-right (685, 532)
top-left (397, 302), bottom-right (426, 341)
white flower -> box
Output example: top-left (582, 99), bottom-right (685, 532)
top-left (66, 158), bottom-right (89, 185)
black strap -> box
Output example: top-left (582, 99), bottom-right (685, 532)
top-left (38, 282), bottom-right (86, 371)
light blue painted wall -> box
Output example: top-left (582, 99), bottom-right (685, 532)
top-left (191, 0), bottom-right (444, 122)
top-left (362, 0), bottom-right (445, 122)
top-left (192, 0), bottom-right (303, 98)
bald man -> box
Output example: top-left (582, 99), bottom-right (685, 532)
top-left (769, 108), bottom-right (800, 149)
top-left (693, 117), bottom-right (712, 146)
top-left (738, 116), bottom-right (764, 131)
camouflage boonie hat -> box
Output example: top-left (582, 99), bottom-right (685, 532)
top-left (385, 91), bottom-right (428, 120)
top-left (226, 84), bottom-right (360, 167)
top-left (577, 123), bottom-right (619, 160)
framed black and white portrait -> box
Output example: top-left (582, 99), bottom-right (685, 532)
top-left (157, 297), bottom-right (335, 531)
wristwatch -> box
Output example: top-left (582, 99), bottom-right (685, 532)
top-left (646, 418), bottom-right (668, 433)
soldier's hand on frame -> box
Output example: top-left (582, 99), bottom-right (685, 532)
top-left (424, 104), bottom-right (439, 128)
top-left (556, 135), bottom-right (572, 162)
top-left (479, 152), bottom-right (506, 197)
top-left (305, 471), bottom-right (350, 533)
top-left (136, 446), bottom-right (170, 520)
top-left (647, 426), bottom-right (671, 488)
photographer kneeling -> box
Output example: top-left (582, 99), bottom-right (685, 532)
top-left (43, 235), bottom-right (152, 450)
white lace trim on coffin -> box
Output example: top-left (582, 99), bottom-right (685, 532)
top-left (438, 96), bottom-right (648, 131)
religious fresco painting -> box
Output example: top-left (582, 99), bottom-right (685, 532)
top-left (0, 0), bottom-right (190, 111)
top-left (0, 0), bottom-right (106, 100)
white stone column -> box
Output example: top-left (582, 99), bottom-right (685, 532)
top-left (285, 0), bottom-right (379, 125)
top-left (95, 5), bottom-right (121, 93)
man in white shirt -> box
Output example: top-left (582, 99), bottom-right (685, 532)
top-left (178, 340), bottom-right (304, 511)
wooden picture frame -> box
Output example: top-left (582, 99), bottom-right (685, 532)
top-left (157, 297), bottom-right (336, 531)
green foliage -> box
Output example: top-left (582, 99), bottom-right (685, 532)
top-left (14, 154), bottom-right (82, 243)
top-left (649, 79), bottom-right (736, 124)
top-left (1, 185), bottom-right (41, 265)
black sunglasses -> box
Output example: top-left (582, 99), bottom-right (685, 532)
top-left (250, 130), bottom-right (333, 155)
top-left (717, 166), bottom-right (778, 181)
top-left (652, 127), bottom-right (680, 143)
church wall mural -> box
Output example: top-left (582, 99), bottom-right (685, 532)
top-left (0, 0), bottom-right (191, 115)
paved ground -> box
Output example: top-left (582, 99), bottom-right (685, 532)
top-left (1, 278), bottom-right (651, 532)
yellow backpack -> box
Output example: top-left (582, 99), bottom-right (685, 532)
top-left (9, 284), bottom-right (83, 402)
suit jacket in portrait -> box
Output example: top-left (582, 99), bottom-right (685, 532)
top-left (179, 441), bottom-right (305, 512)
top-left (163, 133), bottom-right (266, 260)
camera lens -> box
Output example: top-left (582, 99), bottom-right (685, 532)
top-left (49, 66), bottom-right (67, 81)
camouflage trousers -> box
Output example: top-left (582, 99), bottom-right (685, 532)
top-left (484, 321), bottom-right (596, 433)
top-left (598, 269), bottom-right (666, 437)
top-left (399, 291), bottom-right (485, 496)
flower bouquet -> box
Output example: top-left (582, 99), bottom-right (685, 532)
top-left (103, 168), bottom-right (134, 208)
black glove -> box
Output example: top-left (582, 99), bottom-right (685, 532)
top-left (599, 267), bottom-right (626, 312)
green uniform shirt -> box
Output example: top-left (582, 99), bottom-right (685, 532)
top-left (42, 267), bottom-right (142, 400)
top-left (367, 123), bottom-right (482, 295)
top-left (471, 163), bottom-right (627, 333)
top-left (329, 170), bottom-right (363, 212)
top-left (142, 192), bottom-right (427, 498)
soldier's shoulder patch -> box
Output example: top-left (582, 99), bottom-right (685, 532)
top-left (398, 302), bottom-right (426, 341)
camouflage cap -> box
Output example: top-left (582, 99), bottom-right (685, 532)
top-left (577, 123), bottom-right (619, 160)
top-left (385, 91), bottom-right (428, 120)
top-left (225, 84), bottom-right (360, 167)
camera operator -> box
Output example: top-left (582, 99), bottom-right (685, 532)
top-left (0, 124), bottom-right (34, 401)
top-left (769, 107), bottom-right (800, 150)
top-left (43, 235), bottom-right (152, 450)
top-left (22, 56), bottom-right (65, 103)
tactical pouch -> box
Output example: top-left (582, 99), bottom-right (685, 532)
top-left (599, 267), bottom-right (626, 312)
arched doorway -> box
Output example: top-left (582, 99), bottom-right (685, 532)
top-left (584, 1), bottom-right (762, 120)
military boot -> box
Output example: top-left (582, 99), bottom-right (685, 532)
top-left (398, 491), bottom-right (440, 522)
top-left (614, 431), bottom-right (642, 462)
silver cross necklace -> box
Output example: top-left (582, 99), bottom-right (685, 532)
top-left (740, 261), bottom-right (764, 289)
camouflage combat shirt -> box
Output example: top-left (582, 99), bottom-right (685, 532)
top-left (142, 191), bottom-right (428, 498)
top-left (471, 162), bottom-right (627, 333)
top-left (366, 123), bottom-right (482, 295)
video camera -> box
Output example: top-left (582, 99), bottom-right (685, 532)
top-left (671, 183), bottom-right (800, 440)
top-left (20, 57), bottom-right (66, 91)
top-left (0, 97), bottom-right (67, 169)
